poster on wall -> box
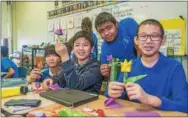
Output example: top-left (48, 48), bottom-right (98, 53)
top-left (160, 18), bottom-right (186, 56)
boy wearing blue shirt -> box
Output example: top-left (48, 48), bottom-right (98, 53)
top-left (95, 12), bottom-right (138, 80)
top-left (27, 45), bottom-right (61, 83)
top-left (105, 19), bottom-right (188, 113)
top-left (1, 46), bottom-right (18, 78)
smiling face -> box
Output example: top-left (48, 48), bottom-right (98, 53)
top-left (96, 21), bottom-right (118, 42)
top-left (135, 24), bottom-right (166, 57)
top-left (45, 54), bottom-right (61, 68)
top-left (73, 37), bottom-right (93, 64)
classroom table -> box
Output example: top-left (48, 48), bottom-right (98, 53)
top-left (1, 78), bottom-right (26, 88)
top-left (1, 92), bottom-right (187, 117)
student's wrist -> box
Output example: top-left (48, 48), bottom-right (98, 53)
top-left (146, 94), bottom-right (162, 107)
top-left (61, 55), bottom-right (70, 62)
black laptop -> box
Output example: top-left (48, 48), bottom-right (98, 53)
top-left (39, 88), bottom-right (99, 107)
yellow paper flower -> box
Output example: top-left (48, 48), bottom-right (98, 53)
top-left (121, 59), bottom-right (132, 72)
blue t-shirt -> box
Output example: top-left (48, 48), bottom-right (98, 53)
top-left (100, 18), bottom-right (138, 64)
top-left (35, 67), bottom-right (51, 83)
top-left (1, 57), bottom-right (18, 78)
top-left (105, 53), bottom-right (188, 113)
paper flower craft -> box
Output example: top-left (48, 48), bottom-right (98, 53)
top-left (35, 82), bottom-right (41, 89)
top-left (120, 59), bottom-right (147, 83)
top-left (107, 55), bottom-right (119, 81)
top-left (54, 28), bottom-right (63, 36)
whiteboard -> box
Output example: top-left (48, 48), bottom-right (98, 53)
top-left (47, 1), bottom-right (187, 55)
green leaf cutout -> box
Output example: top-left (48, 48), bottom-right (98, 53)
top-left (41, 69), bottom-right (48, 73)
top-left (125, 74), bottom-right (147, 83)
top-left (58, 110), bottom-right (67, 116)
top-left (123, 73), bottom-right (128, 83)
top-left (57, 36), bottom-right (62, 41)
top-left (109, 58), bottom-right (119, 81)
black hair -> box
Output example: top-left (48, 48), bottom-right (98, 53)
top-left (136, 19), bottom-right (164, 35)
top-left (69, 30), bottom-right (93, 47)
top-left (44, 45), bottom-right (60, 58)
top-left (81, 17), bottom-right (92, 34)
top-left (95, 12), bottom-right (117, 30)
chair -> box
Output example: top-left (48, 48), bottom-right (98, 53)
top-left (18, 67), bottom-right (28, 78)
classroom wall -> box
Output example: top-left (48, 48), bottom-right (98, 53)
top-left (12, 2), bottom-right (54, 50)
top-left (1, 1), bottom-right (13, 54)
top-left (1, 2), bottom-right (8, 38)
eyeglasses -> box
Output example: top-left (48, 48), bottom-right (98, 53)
top-left (137, 34), bottom-right (163, 41)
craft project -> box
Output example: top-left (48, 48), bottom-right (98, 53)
top-left (104, 98), bottom-right (123, 108)
top-left (107, 55), bottom-right (119, 81)
top-left (58, 108), bottom-right (86, 116)
top-left (120, 59), bottom-right (147, 83)
top-left (104, 58), bottom-right (147, 108)
top-left (41, 68), bottom-right (48, 73)
top-left (32, 82), bottom-right (45, 93)
top-left (49, 83), bottom-right (61, 90)
top-left (35, 82), bottom-right (41, 90)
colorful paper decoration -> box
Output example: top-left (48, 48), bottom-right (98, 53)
top-left (120, 59), bottom-right (147, 83)
top-left (104, 98), bottom-right (123, 108)
top-left (107, 55), bottom-right (119, 81)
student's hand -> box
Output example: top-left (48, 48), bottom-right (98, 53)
top-left (55, 40), bottom-right (69, 62)
top-left (100, 64), bottom-right (110, 77)
top-left (125, 82), bottom-right (149, 104)
top-left (28, 68), bottom-right (42, 83)
top-left (42, 78), bottom-right (53, 90)
top-left (108, 81), bottom-right (125, 98)
top-left (5, 67), bottom-right (15, 79)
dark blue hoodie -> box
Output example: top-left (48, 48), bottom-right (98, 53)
top-left (52, 58), bottom-right (102, 94)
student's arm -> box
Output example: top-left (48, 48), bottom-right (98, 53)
top-left (126, 64), bottom-right (188, 113)
top-left (157, 65), bottom-right (188, 113)
top-left (121, 18), bottom-right (140, 57)
top-left (100, 42), bottom-right (108, 64)
top-left (2, 59), bottom-right (16, 78)
top-left (5, 67), bottom-right (15, 78)
top-left (62, 59), bottom-right (102, 92)
top-left (51, 67), bottom-right (66, 87)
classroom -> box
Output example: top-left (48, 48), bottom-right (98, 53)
top-left (1, 1), bottom-right (188, 117)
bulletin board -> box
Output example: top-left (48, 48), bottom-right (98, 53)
top-left (47, 1), bottom-right (187, 56)
top-left (160, 18), bottom-right (186, 56)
